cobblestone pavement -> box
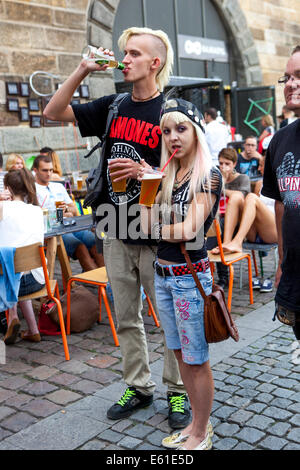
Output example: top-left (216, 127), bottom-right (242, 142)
top-left (0, 254), bottom-right (299, 451)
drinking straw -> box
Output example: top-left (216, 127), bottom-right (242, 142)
top-left (41, 195), bottom-right (47, 208)
top-left (160, 148), bottom-right (178, 172)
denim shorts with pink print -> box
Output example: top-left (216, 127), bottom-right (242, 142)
top-left (154, 259), bottom-right (212, 365)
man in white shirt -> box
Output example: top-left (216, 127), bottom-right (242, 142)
top-left (33, 154), bottom-right (104, 270)
top-left (204, 108), bottom-right (231, 166)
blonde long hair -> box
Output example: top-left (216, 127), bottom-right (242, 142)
top-left (118, 27), bottom-right (174, 92)
top-left (159, 102), bottom-right (213, 212)
top-left (5, 153), bottom-right (25, 171)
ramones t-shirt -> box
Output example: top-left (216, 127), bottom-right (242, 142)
top-left (262, 118), bottom-right (300, 312)
top-left (72, 94), bottom-right (163, 244)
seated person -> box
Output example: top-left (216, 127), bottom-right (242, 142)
top-left (258, 114), bottom-right (275, 154)
top-left (33, 154), bottom-right (104, 270)
top-left (208, 147), bottom-right (250, 288)
top-left (40, 147), bottom-right (64, 182)
top-left (0, 169), bottom-right (45, 344)
top-left (0, 152), bottom-right (10, 202)
top-left (235, 136), bottom-right (262, 180)
top-left (5, 153), bottom-right (25, 171)
top-left (212, 153), bottom-right (277, 292)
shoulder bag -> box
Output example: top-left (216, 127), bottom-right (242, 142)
top-left (180, 243), bottom-right (239, 343)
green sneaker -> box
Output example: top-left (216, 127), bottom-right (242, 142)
top-left (167, 392), bottom-right (191, 429)
top-left (107, 386), bottom-right (153, 420)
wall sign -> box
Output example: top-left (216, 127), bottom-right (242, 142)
top-left (178, 34), bottom-right (228, 63)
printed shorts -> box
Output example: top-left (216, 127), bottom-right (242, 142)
top-left (154, 259), bottom-right (212, 365)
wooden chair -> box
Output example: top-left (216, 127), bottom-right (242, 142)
top-left (66, 268), bottom-right (160, 348)
top-left (1, 243), bottom-right (70, 361)
top-left (207, 219), bottom-right (253, 312)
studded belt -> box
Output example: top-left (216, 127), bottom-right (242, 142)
top-left (155, 259), bottom-right (210, 277)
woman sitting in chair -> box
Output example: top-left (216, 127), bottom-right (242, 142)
top-left (212, 154), bottom-right (277, 263)
top-left (0, 169), bottom-right (44, 344)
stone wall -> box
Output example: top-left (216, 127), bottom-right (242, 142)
top-left (0, 0), bottom-right (117, 170)
top-left (239, 0), bottom-right (300, 112)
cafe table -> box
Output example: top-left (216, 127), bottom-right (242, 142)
top-left (44, 214), bottom-right (95, 289)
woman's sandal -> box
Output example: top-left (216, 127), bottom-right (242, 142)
top-left (20, 331), bottom-right (41, 342)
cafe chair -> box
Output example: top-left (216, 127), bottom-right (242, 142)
top-left (66, 268), bottom-right (160, 347)
top-left (66, 267), bottom-right (119, 346)
top-left (1, 243), bottom-right (70, 361)
top-left (207, 219), bottom-right (253, 312)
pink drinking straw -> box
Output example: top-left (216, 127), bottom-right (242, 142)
top-left (41, 195), bottom-right (47, 208)
top-left (160, 148), bottom-right (178, 172)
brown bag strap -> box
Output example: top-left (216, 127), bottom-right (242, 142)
top-left (180, 242), bottom-right (208, 301)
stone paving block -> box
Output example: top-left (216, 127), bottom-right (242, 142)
top-left (0, 376), bottom-right (29, 390)
top-left (69, 379), bottom-right (101, 394)
top-left (256, 383), bottom-right (277, 393)
top-left (287, 427), bottom-right (300, 443)
top-left (0, 361), bottom-right (33, 374)
top-left (66, 395), bottom-right (116, 425)
top-left (0, 389), bottom-right (17, 403)
top-left (235, 388), bottom-right (259, 399)
top-left (0, 426), bottom-right (12, 441)
top-left (125, 423), bottom-right (153, 439)
top-left (213, 438), bottom-right (239, 450)
top-left (137, 443), bottom-right (161, 450)
top-left (270, 397), bottom-right (293, 409)
top-left (1, 411), bottom-right (109, 450)
top-left (238, 378), bottom-right (260, 389)
top-left (289, 391), bottom-right (300, 402)
top-left (27, 366), bottom-right (58, 381)
top-left (240, 369), bottom-right (260, 379)
top-left (272, 377), bottom-right (299, 389)
top-left (22, 381), bottom-right (58, 396)
top-left (226, 396), bottom-right (251, 409)
top-left (99, 429), bottom-right (123, 443)
top-left (283, 442), bottom-right (300, 450)
top-left (229, 409), bottom-right (253, 425)
top-left (213, 405), bottom-right (237, 420)
top-left (272, 388), bottom-right (296, 399)
top-left (233, 442), bottom-right (254, 450)
top-left (246, 414), bottom-right (275, 430)
top-left (255, 392), bottom-right (274, 403)
top-left (57, 359), bottom-right (91, 375)
top-left (263, 406), bottom-right (293, 420)
top-left (46, 390), bottom-right (82, 405)
top-left (259, 435), bottom-right (288, 450)
top-left (289, 415), bottom-right (300, 426)
top-left (215, 422), bottom-right (240, 437)
top-left (245, 402), bottom-right (267, 413)
top-left (5, 393), bottom-right (32, 409)
top-left (224, 375), bottom-right (243, 386)
top-left (269, 422), bottom-right (291, 437)
top-left (146, 429), bottom-right (166, 447)
top-left (118, 435), bottom-right (142, 449)
top-left (0, 406), bottom-right (15, 420)
top-left (235, 427), bottom-right (265, 444)
top-left (86, 355), bottom-right (119, 369)
top-left (49, 373), bottom-right (79, 386)
top-left (20, 399), bottom-right (61, 418)
top-left (111, 419), bottom-right (132, 433)
top-left (131, 404), bottom-right (156, 422)
top-left (213, 391), bottom-right (232, 402)
top-left (1, 411), bottom-right (38, 433)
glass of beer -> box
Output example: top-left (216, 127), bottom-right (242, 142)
top-left (55, 200), bottom-right (64, 208)
top-left (108, 159), bottom-right (127, 193)
top-left (139, 169), bottom-right (162, 207)
top-left (77, 177), bottom-right (83, 190)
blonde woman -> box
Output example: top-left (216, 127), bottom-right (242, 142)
top-left (258, 114), bottom-right (275, 153)
top-left (5, 153), bottom-right (25, 171)
top-left (140, 98), bottom-right (222, 450)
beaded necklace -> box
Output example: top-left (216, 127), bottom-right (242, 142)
top-left (173, 168), bottom-right (193, 190)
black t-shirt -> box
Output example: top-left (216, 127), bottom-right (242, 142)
top-left (157, 167), bottom-right (222, 263)
top-left (262, 118), bottom-right (300, 311)
top-left (73, 94), bottom-right (163, 245)
top-left (236, 154), bottom-right (260, 179)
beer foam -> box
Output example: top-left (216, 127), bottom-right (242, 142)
top-left (142, 173), bottom-right (162, 180)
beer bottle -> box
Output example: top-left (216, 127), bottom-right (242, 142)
top-left (82, 45), bottom-right (125, 71)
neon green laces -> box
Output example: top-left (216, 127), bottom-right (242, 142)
top-left (117, 388), bottom-right (136, 407)
top-left (169, 394), bottom-right (186, 413)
